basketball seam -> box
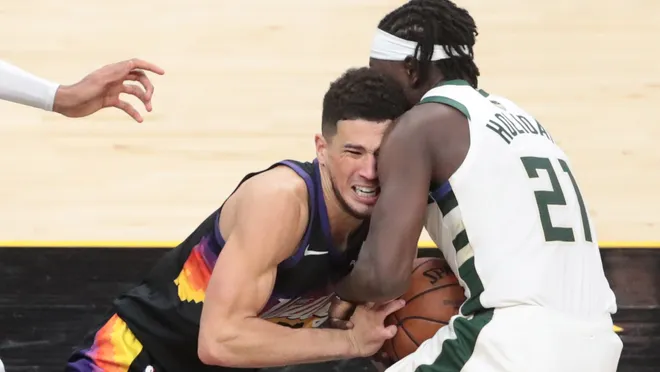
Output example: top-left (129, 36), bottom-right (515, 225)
top-left (394, 312), bottom-right (421, 347)
top-left (404, 283), bottom-right (462, 307)
top-left (398, 316), bottom-right (450, 325)
top-left (391, 312), bottom-right (402, 360)
top-left (410, 258), bottom-right (434, 276)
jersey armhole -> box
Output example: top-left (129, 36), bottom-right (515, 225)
top-left (212, 161), bottom-right (315, 266)
top-left (418, 95), bottom-right (471, 121)
top-left (276, 161), bottom-right (316, 269)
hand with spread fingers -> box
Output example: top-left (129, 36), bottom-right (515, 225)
top-left (346, 300), bottom-right (406, 358)
top-left (328, 295), bottom-right (400, 366)
top-left (53, 58), bottom-right (165, 122)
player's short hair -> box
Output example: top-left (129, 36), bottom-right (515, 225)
top-left (321, 67), bottom-right (409, 137)
top-left (378, 0), bottom-right (480, 88)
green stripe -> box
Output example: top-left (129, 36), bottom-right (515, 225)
top-left (439, 79), bottom-right (471, 87)
top-left (434, 190), bottom-right (487, 316)
top-left (415, 310), bottom-right (494, 372)
top-left (478, 88), bottom-right (489, 97)
top-left (435, 190), bottom-right (458, 216)
top-left (452, 226), bottom-right (485, 315)
top-left (452, 230), bottom-right (469, 251)
top-left (418, 96), bottom-right (470, 120)
top-left (458, 256), bottom-right (485, 315)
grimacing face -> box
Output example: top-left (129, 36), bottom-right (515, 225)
top-left (315, 119), bottom-right (391, 219)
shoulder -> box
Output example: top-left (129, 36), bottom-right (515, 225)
top-left (384, 99), bottom-right (468, 146)
top-left (242, 165), bottom-right (308, 197)
top-left (409, 99), bottom-right (467, 129)
top-left (231, 164), bottom-right (310, 223)
top-left (219, 164), bottom-right (311, 256)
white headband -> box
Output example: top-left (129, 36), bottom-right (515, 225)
top-left (369, 29), bottom-right (470, 61)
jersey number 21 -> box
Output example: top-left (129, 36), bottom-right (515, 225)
top-left (521, 156), bottom-right (592, 243)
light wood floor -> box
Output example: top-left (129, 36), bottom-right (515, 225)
top-left (1, 0), bottom-right (658, 245)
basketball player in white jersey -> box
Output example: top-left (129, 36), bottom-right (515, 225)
top-left (0, 58), bottom-right (164, 122)
top-left (333, 1), bottom-right (623, 371)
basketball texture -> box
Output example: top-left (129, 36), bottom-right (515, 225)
top-left (381, 257), bottom-right (465, 363)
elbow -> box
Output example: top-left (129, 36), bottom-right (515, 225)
top-left (342, 263), bottom-right (411, 303)
top-left (197, 324), bottom-right (246, 368)
top-left (374, 275), bottom-right (410, 302)
top-left (355, 270), bottom-right (410, 303)
top-left (197, 333), bottom-right (221, 366)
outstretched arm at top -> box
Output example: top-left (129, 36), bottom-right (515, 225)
top-left (0, 59), bottom-right (60, 111)
top-left (0, 58), bottom-right (164, 122)
top-left (335, 105), bottom-right (449, 303)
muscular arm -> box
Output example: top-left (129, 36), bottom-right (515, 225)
top-left (336, 104), bottom-right (461, 303)
top-left (198, 168), bottom-right (356, 368)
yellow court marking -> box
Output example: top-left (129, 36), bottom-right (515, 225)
top-left (0, 241), bottom-right (177, 248)
top-left (416, 241), bottom-right (660, 249)
top-left (0, 240), bottom-right (659, 249)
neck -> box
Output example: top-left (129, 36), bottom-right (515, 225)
top-left (426, 74), bottom-right (447, 92)
top-left (319, 167), bottom-right (363, 248)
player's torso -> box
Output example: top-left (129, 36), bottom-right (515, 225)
top-left (112, 159), bottom-right (364, 368)
top-left (422, 80), bottom-right (617, 318)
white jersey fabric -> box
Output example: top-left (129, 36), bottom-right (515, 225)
top-left (0, 59), bottom-right (59, 111)
top-left (386, 80), bottom-right (623, 372)
top-left (422, 80), bottom-right (617, 319)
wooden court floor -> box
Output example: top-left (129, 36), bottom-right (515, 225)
top-left (1, 0), bottom-right (659, 246)
top-left (0, 1), bottom-right (659, 370)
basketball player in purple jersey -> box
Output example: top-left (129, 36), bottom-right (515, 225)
top-left (65, 67), bottom-right (411, 371)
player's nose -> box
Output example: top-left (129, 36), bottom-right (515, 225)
top-left (357, 154), bottom-right (378, 181)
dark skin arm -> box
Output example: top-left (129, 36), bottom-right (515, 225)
top-left (335, 103), bottom-right (469, 303)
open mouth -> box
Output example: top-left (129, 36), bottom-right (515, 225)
top-left (352, 185), bottom-right (380, 200)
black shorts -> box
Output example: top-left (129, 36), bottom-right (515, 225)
top-left (65, 313), bottom-right (255, 372)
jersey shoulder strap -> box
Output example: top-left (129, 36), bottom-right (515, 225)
top-left (418, 79), bottom-right (492, 121)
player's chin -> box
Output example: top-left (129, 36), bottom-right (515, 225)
top-left (347, 195), bottom-right (379, 218)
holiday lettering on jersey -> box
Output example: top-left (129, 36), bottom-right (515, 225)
top-left (485, 107), bottom-right (553, 145)
top-left (260, 295), bottom-right (333, 329)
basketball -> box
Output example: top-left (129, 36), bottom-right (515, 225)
top-left (381, 257), bottom-right (465, 363)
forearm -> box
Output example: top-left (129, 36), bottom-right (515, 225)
top-left (0, 59), bottom-right (60, 111)
top-left (336, 240), bottom-right (409, 303)
top-left (200, 316), bottom-right (357, 368)
top-left (336, 266), bottom-right (405, 304)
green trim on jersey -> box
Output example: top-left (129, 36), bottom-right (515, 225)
top-left (431, 190), bottom-right (486, 315)
top-left (418, 79), bottom-right (474, 120)
top-left (414, 309), bottom-right (494, 372)
top-left (458, 256), bottom-right (486, 315)
top-left (478, 88), bottom-right (489, 97)
top-left (418, 96), bottom-right (470, 120)
top-left (439, 79), bottom-right (471, 87)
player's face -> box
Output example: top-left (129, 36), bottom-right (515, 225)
top-left (369, 58), bottom-right (422, 105)
top-left (316, 119), bottom-right (391, 219)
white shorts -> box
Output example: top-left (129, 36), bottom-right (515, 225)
top-left (385, 305), bottom-right (623, 372)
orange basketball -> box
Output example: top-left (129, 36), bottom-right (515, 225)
top-left (381, 257), bottom-right (465, 363)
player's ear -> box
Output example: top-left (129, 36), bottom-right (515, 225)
top-left (314, 133), bottom-right (328, 166)
top-left (403, 56), bottom-right (420, 87)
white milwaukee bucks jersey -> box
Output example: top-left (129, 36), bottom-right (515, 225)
top-left (422, 80), bottom-right (617, 318)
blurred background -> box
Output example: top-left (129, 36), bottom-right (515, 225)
top-left (0, 0), bottom-right (658, 371)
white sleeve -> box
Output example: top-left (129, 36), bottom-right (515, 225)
top-left (0, 59), bottom-right (60, 111)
